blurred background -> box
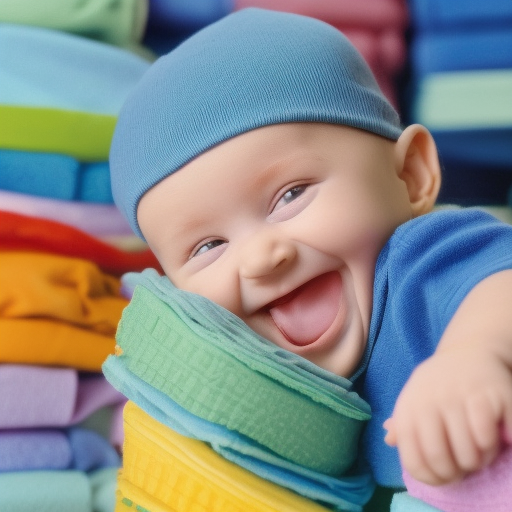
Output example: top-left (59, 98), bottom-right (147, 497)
top-left (0, 0), bottom-right (511, 510)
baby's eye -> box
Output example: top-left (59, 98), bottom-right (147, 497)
top-left (192, 239), bottom-right (226, 258)
top-left (273, 185), bottom-right (308, 211)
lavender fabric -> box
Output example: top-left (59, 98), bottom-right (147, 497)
top-left (0, 189), bottom-right (133, 236)
top-left (0, 365), bottom-right (125, 429)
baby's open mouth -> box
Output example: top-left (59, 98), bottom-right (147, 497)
top-left (268, 272), bottom-right (342, 347)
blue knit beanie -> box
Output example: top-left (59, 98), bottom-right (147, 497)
top-left (110, 8), bottom-right (403, 238)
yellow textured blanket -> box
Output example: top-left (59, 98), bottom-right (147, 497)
top-left (117, 401), bottom-right (332, 512)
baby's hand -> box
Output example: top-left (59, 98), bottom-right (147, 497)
top-left (384, 347), bottom-right (512, 486)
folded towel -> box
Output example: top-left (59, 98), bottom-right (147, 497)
top-left (431, 127), bottom-right (512, 168)
top-left (0, 23), bottom-right (151, 114)
top-left (0, 251), bottom-right (127, 334)
top-left (0, 211), bottom-right (160, 275)
top-left (0, 365), bottom-right (124, 429)
top-left (0, 105), bottom-right (115, 161)
top-left (147, 0), bottom-right (230, 30)
top-left (0, 190), bottom-right (133, 236)
top-left (114, 269), bottom-right (370, 476)
top-left (412, 70), bottom-right (512, 130)
top-left (0, 427), bottom-right (120, 472)
top-left (234, 0), bottom-right (408, 30)
top-left (403, 446), bottom-right (512, 512)
top-left (0, 470), bottom-right (92, 512)
top-left (0, 318), bottom-right (115, 371)
top-left (0, 430), bottom-right (71, 472)
top-left (0, 468), bottom-right (119, 512)
top-left (118, 401), bottom-right (332, 512)
top-left (408, 0), bottom-right (512, 31)
top-left (0, 0), bottom-right (147, 47)
top-left (411, 29), bottom-right (512, 77)
top-left (0, 150), bottom-right (113, 203)
top-left (391, 492), bottom-right (442, 512)
top-left (103, 356), bottom-right (373, 511)
top-left (90, 467), bottom-right (118, 512)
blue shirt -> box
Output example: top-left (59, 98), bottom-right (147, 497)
top-left (353, 208), bottom-right (512, 487)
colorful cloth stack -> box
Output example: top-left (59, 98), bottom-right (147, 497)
top-left (407, 0), bottom-right (512, 206)
top-left (0, 250), bottom-right (128, 510)
top-left (103, 269), bottom-right (376, 512)
top-left (0, 2), bottom-right (156, 510)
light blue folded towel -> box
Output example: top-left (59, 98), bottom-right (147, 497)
top-left (391, 492), bottom-right (443, 512)
top-left (0, 23), bottom-right (151, 115)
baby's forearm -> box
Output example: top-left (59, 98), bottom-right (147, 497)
top-left (386, 269), bottom-right (512, 485)
top-left (436, 269), bottom-right (512, 366)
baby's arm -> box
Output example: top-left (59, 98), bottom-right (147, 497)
top-left (384, 269), bottom-right (512, 486)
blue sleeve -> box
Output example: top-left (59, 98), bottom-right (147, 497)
top-left (356, 208), bottom-right (512, 488)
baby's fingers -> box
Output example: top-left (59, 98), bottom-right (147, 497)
top-left (444, 404), bottom-right (483, 473)
top-left (398, 410), bottom-right (459, 485)
top-left (466, 392), bottom-right (501, 463)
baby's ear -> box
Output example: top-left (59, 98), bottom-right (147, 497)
top-left (394, 124), bottom-right (441, 217)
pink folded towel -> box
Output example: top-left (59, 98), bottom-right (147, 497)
top-left (0, 190), bottom-right (133, 236)
top-left (404, 445), bottom-right (512, 512)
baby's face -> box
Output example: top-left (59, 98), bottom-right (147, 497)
top-left (138, 123), bottom-right (413, 377)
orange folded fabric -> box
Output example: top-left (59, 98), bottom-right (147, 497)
top-left (0, 211), bottom-right (161, 276)
top-left (0, 251), bottom-right (128, 334)
top-left (0, 318), bottom-right (115, 371)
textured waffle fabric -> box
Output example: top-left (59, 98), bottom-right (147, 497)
top-left (117, 401), bottom-right (332, 512)
top-left (102, 356), bottom-right (373, 511)
top-left (114, 269), bottom-right (370, 476)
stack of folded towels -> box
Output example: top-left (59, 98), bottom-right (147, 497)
top-left (0, 1), bottom-right (161, 510)
top-left (103, 269), bottom-right (376, 512)
top-left (407, 0), bottom-right (512, 207)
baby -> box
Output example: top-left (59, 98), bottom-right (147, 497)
top-left (109, 7), bottom-right (512, 494)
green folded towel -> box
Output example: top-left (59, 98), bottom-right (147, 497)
top-left (116, 269), bottom-right (370, 476)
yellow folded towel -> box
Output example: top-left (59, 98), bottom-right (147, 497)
top-left (118, 401), bottom-right (332, 512)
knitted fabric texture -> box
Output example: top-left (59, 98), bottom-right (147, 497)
top-left (110, 8), bottom-right (403, 238)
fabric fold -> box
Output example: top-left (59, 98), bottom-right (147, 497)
top-left (0, 0), bottom-right (148, 47)
top-left (104, 269), bottom-right (375, 510)
top-left (0, 468), bottom-right (118, 512)
top-left (115, 270), bottom-right (369, 476)
top-left (412, 70), bottom-right (512, 130)
top-left (0, 318), bottom-right (115, 371)
top-left (0, 23), bottom-right (151, 114)
top-left (102, 356), bottom-right (373, 511)
top-left (0, 190), bottom-right (133, 236)
top-left (0, 105), bottom-right (115, 161)
top-left (0, 251), bottom-right (127, 334)
top-left (0, 211), bottom-right (161, 276)
top-left (0, 365), bottom-right (125, 429)
top-left (118, 401), bottom-right (332, 512)
top-left (0, 427), bottom-right (120, 473)
top-left (0, 150), bottom-right (113, 203)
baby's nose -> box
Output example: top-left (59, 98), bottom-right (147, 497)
top-left (239, 231), bottom-right (297, 279)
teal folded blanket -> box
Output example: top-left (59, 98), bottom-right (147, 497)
top-left (114, 269), bottom-right (370, 477)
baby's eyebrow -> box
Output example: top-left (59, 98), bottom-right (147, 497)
top-left (174, 216), bottom-right (209, 240)
top-left (250, 154), bottom-right (313, 192)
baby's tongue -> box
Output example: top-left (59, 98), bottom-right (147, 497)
top-left (269, 272), bottom-right (341, 346)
